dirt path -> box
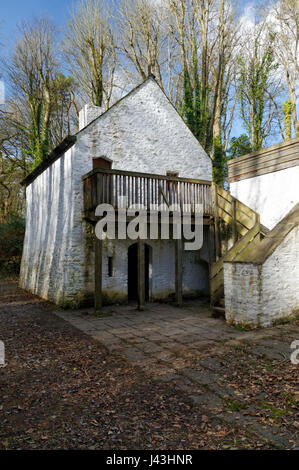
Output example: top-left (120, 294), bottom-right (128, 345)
top-left (0, 281), bottom-right (298, 449)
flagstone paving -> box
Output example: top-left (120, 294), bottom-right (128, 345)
top-left (56, 299), bottom-right (299, 449)
top-left (1, 280), bottom-right (298, 449)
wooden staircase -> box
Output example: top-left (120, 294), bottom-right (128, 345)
top-left (210, 184), bottom-right (261, 316)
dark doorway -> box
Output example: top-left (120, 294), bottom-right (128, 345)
top-left (128, 243), bottom-right (152, 302)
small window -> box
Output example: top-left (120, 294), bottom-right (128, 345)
top-left (166, 171), bottom-right (179, 178)
top-left (108, 256), bottom-right (113, 277)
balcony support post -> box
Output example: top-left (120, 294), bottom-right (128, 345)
top-left (175, 238), bottom-right (183, 306)
top-left (94, 235), bottom-right (102, 311)
top-left (137, 238), bottom-right (145, 311)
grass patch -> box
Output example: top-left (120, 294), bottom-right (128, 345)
top-left (93, 312), bottom-right (112, 319)
top-left (233, 325), bottom-right (250, 332)
top-left (259, 400), bottom-right (289, 421)
top-left (225, 399), bottom-right (248, 412)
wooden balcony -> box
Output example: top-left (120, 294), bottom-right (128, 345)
top-left (82, 168), bottom-right (213, 223)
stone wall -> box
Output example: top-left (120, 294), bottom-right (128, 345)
top-left (224, 224), bottom-right (299, 328)
top-left (20, 78), bottom-right (212, 307)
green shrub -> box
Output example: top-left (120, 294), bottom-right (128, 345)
top-left (0, 215), bottom-right (25, 277)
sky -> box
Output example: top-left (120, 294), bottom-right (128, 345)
top-left (1, 0), bottom-right (75, 50)
top-left (0, 0), bottom-right (285, 143)
top-left (1, 0), bottom-right (254, 49)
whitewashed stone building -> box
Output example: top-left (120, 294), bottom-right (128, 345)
top-left (224, 137), bottom-right (299, 327)
top-left (20, 77), bottom-right (213, 308)
top-left (228, 138), bottom-right (299, 230)
top-left (20, 74), bottom-right (299, 328)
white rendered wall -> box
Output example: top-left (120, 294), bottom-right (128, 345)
top-left (224, 226), bottom-right (299, 328)
top-left (79, 78), bottom-right (212, 180)
top-left (20, 78), bottom-right (212, 306)
top-left (230, 166), bottom-right (299, 230)
top-left (20, 145), bottom-right (92, 307)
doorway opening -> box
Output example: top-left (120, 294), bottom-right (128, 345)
top-left (128, 243), bottom-right (152, 303)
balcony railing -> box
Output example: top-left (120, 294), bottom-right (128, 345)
top-left (83, 168), bottom-right (212, 218)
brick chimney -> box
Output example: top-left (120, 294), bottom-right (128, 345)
top-left (79, 103), bottom-right (104, 131)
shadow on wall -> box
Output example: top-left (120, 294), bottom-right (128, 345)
top-left (183, 255), bottom-right (210, 297)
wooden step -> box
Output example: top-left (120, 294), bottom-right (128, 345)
top-left (212, 305), bottom-right (225, 318)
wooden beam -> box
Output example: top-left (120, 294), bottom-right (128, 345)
top-left (82, 166), bottom-right (212, 186)
top-left (175, 238), bottom-right (183, 306)
top-left (208, 223), bottom-right (216, 266)
top-left (137, 238), bottom-right (145, 310)
top-left (231, 199), bottom-right (238, 244)
top-left (94, 237), bottom-right (102, 311)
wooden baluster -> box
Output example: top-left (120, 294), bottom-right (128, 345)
top-left (103, 173), bottom-right (106, 204)
top-left (131, 176), bottom-right (134, 206)
top-left (127, 176), bottom-right (130, 207)
top-left (95, 174), bottom-right (100, 210)
top-left (100, 173), bottom-right (104, 204)
top-left (135, 176), bottom-right (138, 205)
top-left (148, 178), bottom-right (150, 209)
top-left (109, 173), bottom-right (112, 205)
top-left (157, 179), bottom-right (161, 208)
top-left (107, 174), bottom-right (110, 204)
top-left (123, 175), bottom-right (127, 208)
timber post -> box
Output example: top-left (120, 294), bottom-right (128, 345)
top-left (94, 235), bottom-right (102, 311)
top-left (232, 198), bottom-right (238, 244)
top-left (137, 238), bottom-right (145, 310)
top-left (175, 238), bottom-right (183, 306)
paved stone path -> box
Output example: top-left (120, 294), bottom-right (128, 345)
top-left (56, 299), bottom-right (299, 449)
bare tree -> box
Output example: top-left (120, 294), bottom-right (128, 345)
top-left (269, 0), bottom-right (299, 135)
top-left (64, 0), bottom-right (117, 109)
top-left (117, 0), bottom-right (172, 91)
top-left (1, 16), bottom-right (78, 176)
top-left (237, 21), bottom-right (283, 150)
top-left (5, 18), bottom-right (60, 164)
top-left (167, 0), bottom-right (239, 154)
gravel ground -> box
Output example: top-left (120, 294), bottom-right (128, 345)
top-left (0, 281), bottom-right (298, 450)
